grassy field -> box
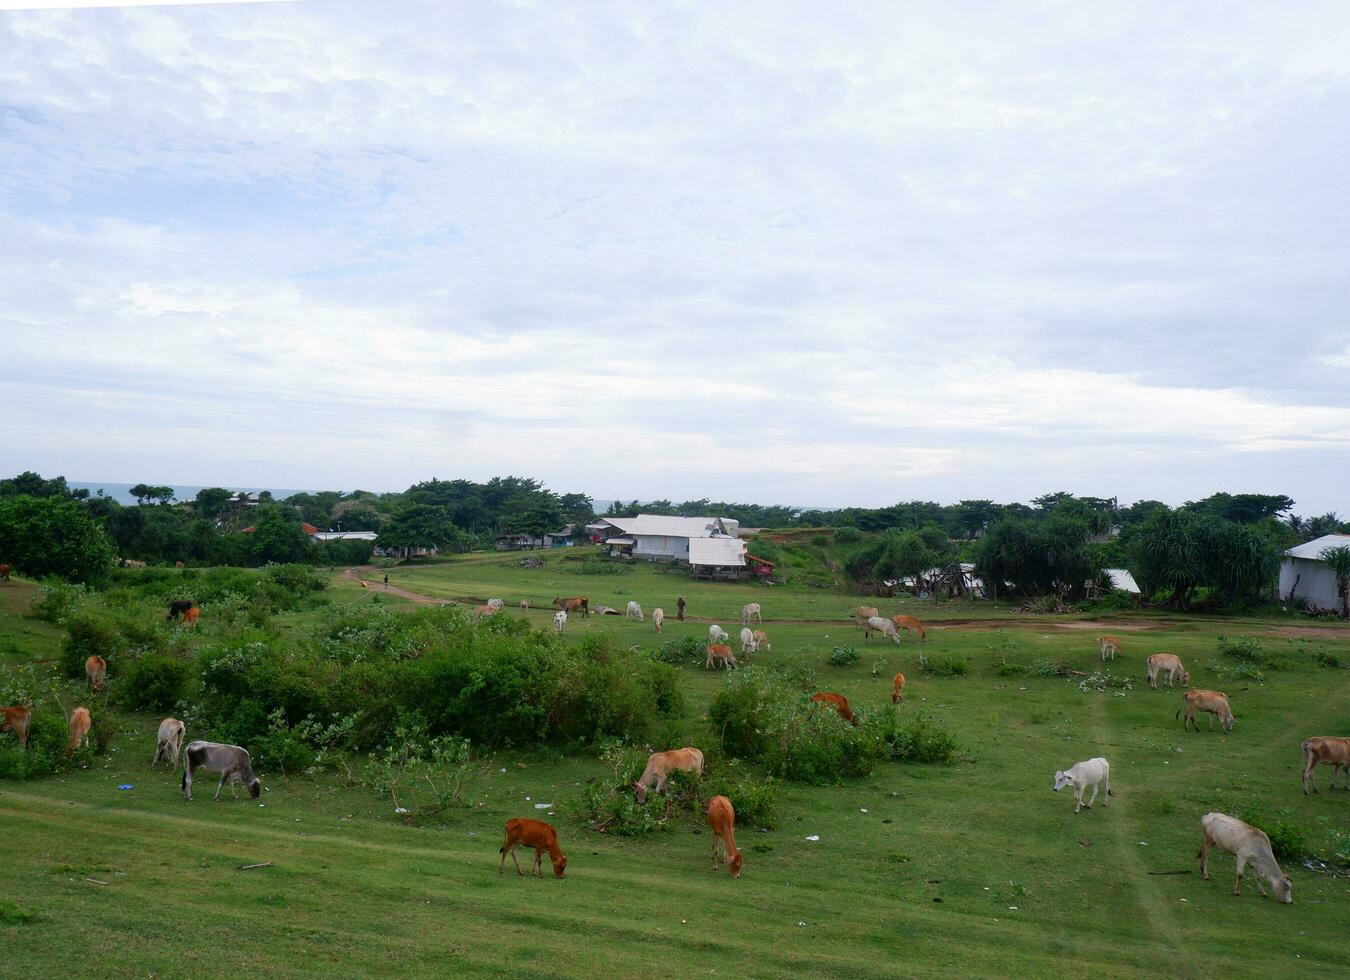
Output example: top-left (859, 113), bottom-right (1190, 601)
top-left (3, 555), bottom-right (1350, 978)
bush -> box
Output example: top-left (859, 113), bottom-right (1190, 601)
top-left (1077, 671), bottom-right (1133, 693)
top-left (1239, 808), bottom-right (1308, 862)
top-left (828, 645), bottom-right (859, 667)
top-left (703, 765), bottom-right (780, 829)
top-left (117, 655), bottom-right (194, 712)
top-left (917, 654), bottom-right (968, 677)
top-left (584, 741), bottom-right (684, 836)
top-left (28, 581), bottom-right (90, 623)
top-left (834, 526), bottom-right (861, 545)
top-left (0, 712), bottom-right (66, 780)
top-left (1315, 649), bottom-right (1343, 669)
top-left (1023, 659), bottom-right (1076, 678)
top-left (565, 556), bottom-right (632, 576)
top-left (654, 635), bottom-right (705, 666)
top-left (60, 611), bottom-right (118, 679)
top-left (1217, 635), bottom-right (1263, 662)
top-left (871, 708), bottom-right (961, 764)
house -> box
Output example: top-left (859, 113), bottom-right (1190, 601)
top-left (374, 542), bottom-right (439, 559)
top-left (544, 524), bottom-right (580, 548)
top-left (689, 537), bottom-right (748, 580)
top-left (496, 533), bottom-right (544, 551)
top-left (1279, 534), bottom-right (1350, 613)
top-left (310, 531), bottom-right (379, 544)
top-left (590, 515), bottom-right (740, 562)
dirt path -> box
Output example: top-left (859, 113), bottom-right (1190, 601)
top-left (340, 566), bottom-right (442, 606)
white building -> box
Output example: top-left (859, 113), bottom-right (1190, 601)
top-left (310, 531), bottom-right (379, 544)
top-left (1279, 533), bottom-right (1350, 613)
top-left (589, 515), bottom-right (740, 562)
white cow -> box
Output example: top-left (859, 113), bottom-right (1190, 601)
top-left (1199, 812), bottom-right (1292, 903)
top-left (739, 626), bottom-right (756, 656)
top-left (152, 717), bottom-right (186, 768)
top-left (740, 602), bottom-right (762, 625)
top-left (709, 624), bottom-right (729, 644)
top-left (487, 598), bottom-right (504, 611)
top-left (1052, 757), bottom-right (1112, 814)
top-left (553, 610), bottom-right (567, 633)
top-left (626, 600), bottom-right (644, 622)
top-left (652, 608), bottom-right (664, 633)
top-left (864, 616), bottom-right (902, 644)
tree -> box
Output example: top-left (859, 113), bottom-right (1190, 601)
top-left (1319, 546), bottom-right (1350, 618)
top-left (1185, 493), bottom-right (1294, 524)
top-left (193, 487), bottom-right (233, 520)
top-left (845, 529), bottom-right (943, 596)
top-left (1125, 509), bottom-right (1279, 609)
top-left (0, 495), bottom-right (115, 583)
top-left (972, 515), bottom-right (1097, 598)
top-left (0, 471), bottom-right (80, 499)
top-left (129, 483), bottom-right (174, 506)
top-left (378, 504), bottom-right (468, 554)
top-left (249, 506), bottom-right (311, 564)
top-left (557, 492), bottom-right (595, 528)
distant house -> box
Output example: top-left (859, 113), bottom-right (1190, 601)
top-left (1279, 534), bottom-right (1350, 612)
top-left (589, 515), bottom-right (740, 562)
top-left (374, 542), bottom-right (439, 559)
top-left (240, 522), bottom-right (320, 535)
top-left (310, 530), bottom-right (379, 544)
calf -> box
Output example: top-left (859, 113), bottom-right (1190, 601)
top-left (182, 606), bottom-right (200, 628)
top-left (153, 717), bottom-right (186, 768)
top-left (633, 748), bottom-right (705, 804)
top-left (741, 602), bottom-right (762, 625)
top-left (705, 643), bottom-right (738, 670)
top-left (810, 692), bottom-right (856, 724)
top-left (86, 654), bottom-right (107, 692)
top-left (863, 616), bottom-right (902, 644)
top-left (0, 705), bottom-right (31, 749)
top-left (1098, 636), bottom-right (1122, 662)
top-left (626, 600), bottom-right (644, 622)
top-left (652, 608), bottom-right (664, 633)
top-left (1053, 757), bottom-right (1112, 813)
top-left (1301, 736), bottom-right (1350, 794)
top-left (707, 795), bottom-right (743, 877)
top-left (519, 599), bottom-right (530, 611)
top-left (553, 610), bottom-right (567, 633)
top-left (891, 672), bottom-right (906, 704)
top-left (739, 627), bottom-right (756, 657)
top-left (166, 599), bottom-right (193, 621)
top-left (1178, 690), bottom-right (1234, 733)
top-left (890, 615), bottom-right (927, 641)
top-left (1199, 812), bottom-right (1292, 903)
top-left (499, 818), bottom-right (567, 878)
top-left (1145, 653), bottom-right (1189, 690)
top-left (182, 740), bottom-right (261, 801)
top-left (67, 707), bottom-right (91, 755)
top-left (709, 624), bottom-right (729, 644)
top-left (751, 629), bottom-right (770, 654)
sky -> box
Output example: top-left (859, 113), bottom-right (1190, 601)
top-left (2, 1), bottom-right (1348, 513)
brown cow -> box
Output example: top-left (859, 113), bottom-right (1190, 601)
top-left (891, 615), bottom-right (927, 641)
top-left (1, 706), bottom-right (31, 749)
top-left (1178, 690), bottom-right (1234, 733)
top-left (707, 795), bottom-right (743, 877)
top-left (849, 605), bottom-right (879, 623)
top-left (67, 707), bottom-right (91, 755)
top-left (167, 599), bottom-right (193, 621)
top-left (553, 596), bottom-right (590, 618)
top-left (634, 748), bottom-right (705, 803)
top-left (705, 643), bottom-right (738, 670)
top-left (499, 818), bottom-right (567, 878)
top-left (810, 692), bottom-right (856, 724)
top-left (0, 563), bottom-right (11, 583)
top-left (891, 672), bottom-right (906, 704)
top-left (1098, 636), bottom-right (1122, 662)
top-left (86, 655), bottom-right (107, 692)
top-left (182, 607), bottom-right (201, 628)
top-left (1302, 736), bottom-right (1350, 794)
top-left (174, 560), bottom-right (185, 569)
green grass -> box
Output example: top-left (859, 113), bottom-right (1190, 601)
top-left (2, 561), bottom-right (1350, 978)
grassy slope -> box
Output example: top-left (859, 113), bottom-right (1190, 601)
top-left (2, 562), bottom-right (1350, 979)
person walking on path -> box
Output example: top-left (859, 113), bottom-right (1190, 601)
top-left (676, 596), bottom-right (686, 621)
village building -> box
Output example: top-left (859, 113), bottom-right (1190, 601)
top-left (1279, 533), bottom-right (1350, 613)
top-left (587, 515), bottom-right (740, 561)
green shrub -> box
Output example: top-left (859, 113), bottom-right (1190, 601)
top-left (0, 712), bottom-right (66, 780)
top-left (811, 534), bottom-right (830, 547)
top-left (364, 715), bottom-right (481, 821)
top-left (60, 611), bottom-right (118, 679)
top-left (28, 581), bottom-right (89, 623)
top-left (0, 900), bottom-right (35, 925)
top-left (1239, 808), bottom-right (1308, 862)
top-left (917, 654), bottom-right (968, 677)
top-left (1217, 635), bottom-right (1263, 662)
top-left (871, 708), bottom-right (962, 764)
top-left (117, 655), bottom-right (194, 712)
top-left (1315, 649), bottom-right (1343, 669)
top-left (834, 526), bottom-right (861, 545)
top-left (828, 645), bottom-right (859, 667)
top-left (703, 765), bottom-right (780, 829)
top-left (1077, 671), bottom-right (1133, 693)
top-left (654, 635), bottom-right (705, 666)
top-left (583, 741), bottom-right (684, 836)
top-left (1023, 659), bottom-right (1076, 678)
top-left (566, 556), bottom-right (633, 575)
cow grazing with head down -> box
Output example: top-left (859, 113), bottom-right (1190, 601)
top-left (863, 616), bottom-right (902, 644)
top-left (153, 717), bottom-right (186, 768)
top-left (1302, 736), bottom-right (1350, 794)
top-left (890, 615), bottom-right (927, 641)
top-left (892, 672), bottom-right (906, 704)
top-left (739, 627), bottom-right (757, 657)
top-left (707, 795), bottom-right (743, 878)
top-left (1199, 812), bottom-right (1292, 903)
top-left (652, 608), bottom-right (664, 633)
top-left (810, 692), bottom-right (856, 724)
top-left (1146, 653), bottom-right (1189, 690)
top-left (167, 599), bottom-right (193, 621)
top-left (751, 629), bottom-right (770, 654)
top-left (626, 600), bottom-right (644, 622)
top-left (553, 596), bottom-right (589, 618)
top-left (182, 740), bottom-right (261, 801)
top-left (633, 748), bottom-right (704, 804)
top-left (1, 706), bottom-right (31, 749)
top-left (709, 624), bottom-right (729, 645)
top-left (86, 655), bottom-right (107, 692)
top-left (499, 818), bottom-right (567, 878)
top-left (67, 707), bottom-right (91, 755)
top-left (487, 598), bottom-right (504, 611)
top-left (849, 605), bottom-right (879, 623)
top-left (705, 644), bottom-right (737, 670)
top-left (182, 606), bottom-right (201, 628)
top-left (1178, 690), bottom-right (1234, 733)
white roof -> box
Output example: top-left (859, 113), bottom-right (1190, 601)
top-left (1104, 567), bottom-right (1141, 594)
top-left (689, 537), bottom-right (747, 567)
top-left (604, 537), bottom-right (635, 546)
top-left (603, 514), bottom-right (733, 539)
top-left (1284, 534), bottom-right (1350, 561)
top-left (310, 531), bottom-right (379, 541)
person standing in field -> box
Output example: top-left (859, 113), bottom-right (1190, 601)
top-left (677, 596), bottom-right (686, 621)
top-left (384, 574), bottom-right (389, 588)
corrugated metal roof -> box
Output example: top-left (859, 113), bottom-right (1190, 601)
top-left (689, 537), bottom-right (746, 567)
top-left (604, 537), bottom-right (635, 546)
top-left (604, 515), bottom-right (732, 538)
top-left (1283, 533), bottom-right (1350, 561)
top-left (1103, 567), bottom-right (1141, 594)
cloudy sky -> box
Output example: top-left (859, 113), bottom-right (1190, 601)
top-left (2, 1), bottom-right (1348, 511)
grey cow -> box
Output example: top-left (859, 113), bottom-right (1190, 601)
top-left (182, 740), bottom-right (261, 801)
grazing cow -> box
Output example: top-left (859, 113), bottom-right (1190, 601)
top-left (863, 616), bottom-right (902, 644)
top-left (122, 559), bottom-right (147, 569)
top-left (166, 599), bottom-right (193, 621)
top-left (1178, 690), bottom-right (1234, 733)
top-left (153, 717), bottom-right (186, 768)
top-left (0, 705), bottom-right (32, 749)
top-left (1302, 736), bottom-right (1350, 794)
top-left (850, 605), bottom-right (879, 623)
top-left (705, 643), bottom-right (738, 670)
top-left (707, 795), bottom-right (743, 878)
top-left (0, 563), bottom-right (11, 583)
top-left (652, 608), bottom-right (664, 633)
top-left (553, 596), bottom-right (590, 618)
top-left (810, 692), bottom-right (856, 724)
top-left (86, 655), bottom-right (107, 692)
top-left (741, 603), bottom-right (762, 625)
top-left (182, 740), bottom-right (261, 801)
top-left (626, 600), bottom-right (644, 622)
top-left (1146, 653), bottom-right (1189, 690)
top-left (739, 627), bottom-right (756, 657)
top-left (1098, 636), bottom-right (1122, 662)
top-left (890, 615), bottom-right (927, 641)
top-left (709, 624), bottom-right (729, 644)
top-left (1053, 757), bottom-right (1112, 813)
top-left (487, 598), bottom-right (504, 611)
top-left (174, 560), bottom-right (185, 569)
top-left (519, 599), bottom-right (530, 611)
top-left (751, 629), bottom-right (770, 654)
top-left (499, 818), bottom-right (567, 878)
top-left (633, 748), bottom-right (705, 804)
top-left (67, 707), bottom-right (91, 755)
top-left (1199, 812), bottom-right (1292, 903)
top-left (553, 610), bottom-right (567, 633)
top-left (891, 672), bottom-right (906, 704)
top-left (182, 606), bottom-right (200, 628)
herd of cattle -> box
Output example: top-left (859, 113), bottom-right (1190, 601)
top-left (1, 589), bottom-right (1346, 901)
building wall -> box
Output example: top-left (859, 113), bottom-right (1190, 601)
top-left (1280, 558), bottom-right (1342, 611)
top-left (631, 534), bottom-right (690, 560)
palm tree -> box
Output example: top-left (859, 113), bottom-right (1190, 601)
top-left (1319, 546), bottom-right (1350, 619)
